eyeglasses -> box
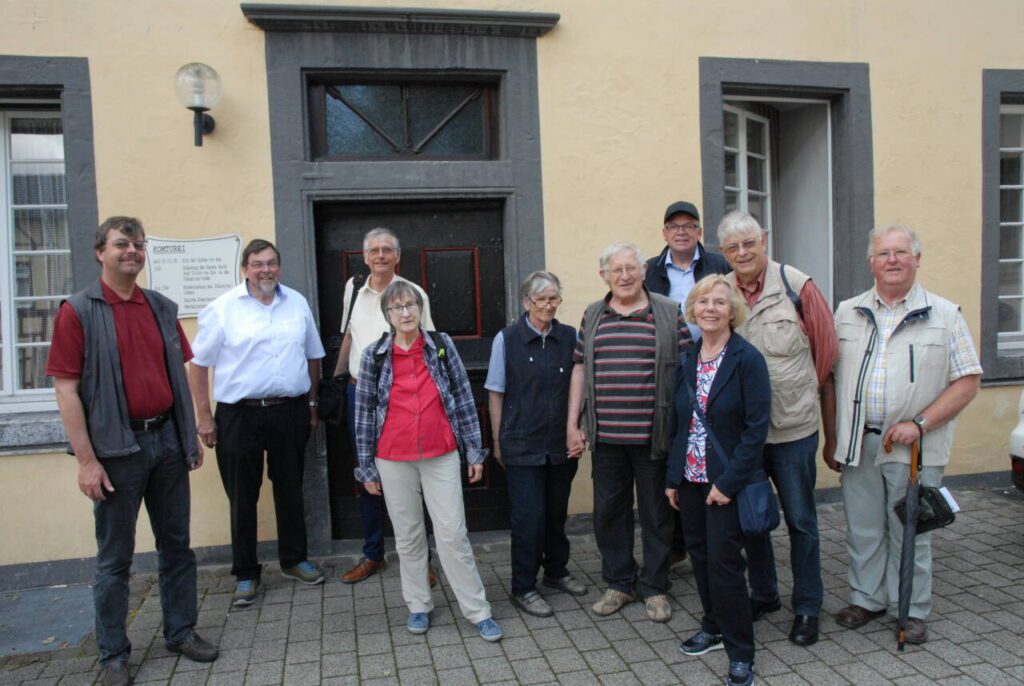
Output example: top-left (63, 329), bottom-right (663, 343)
top-left (664, 222), bottom-right (700, 233)
top-left (387, 302), bottom-right (420, 314)
top-left (872, 249), bottom-right (913, 261)
top-left (367, 246), bottom-right (396, 256)
top-left (721, 238), bottom-right (760, 256)
top-left (111, 239), bottom-right (147, 251)
top-left (247, 260), bottom-right (280, 270)
top-left (529, 295), bottom-right (562, 307)
top-left (607, 265), bottom-right (641, 277)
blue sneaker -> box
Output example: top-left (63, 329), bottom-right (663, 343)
top-left (281, 560), bottom-right (324, 585)
top-left (727, 660), bottom-right (754, 686)
top-left (475, 617), bottom-right (503, 642)
top-left (232, 579), bottom-right (260, 607)
top-left (407, 612), bottom-right (430, 635)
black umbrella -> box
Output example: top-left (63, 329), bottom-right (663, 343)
top-left (891, 437), bottom-right (922, 652)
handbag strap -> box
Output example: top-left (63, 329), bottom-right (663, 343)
top-left (683, 377), bottom-right (732, 471)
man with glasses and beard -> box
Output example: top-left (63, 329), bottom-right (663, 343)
top-left (190, 239), bottom-right (326, 607)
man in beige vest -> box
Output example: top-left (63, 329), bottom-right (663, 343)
top-left (824, 225), bottom-right (980, 645)
top-left (719, 210), bottom-right (838, 647)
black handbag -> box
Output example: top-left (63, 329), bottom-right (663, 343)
top-left (684, 378), bottom-right (780, 536)
top-left (317, 274), bottom-right (365, 425)
top-left (892, 437), bottom-right (956, 534)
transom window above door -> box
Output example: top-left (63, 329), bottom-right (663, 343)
top-left (308, 77), bottom-right (498, 160)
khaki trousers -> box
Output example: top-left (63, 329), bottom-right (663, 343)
top-left (376, 451), bottom-right (491, 624)
top-left (840, 431), bottom-right (944, 619)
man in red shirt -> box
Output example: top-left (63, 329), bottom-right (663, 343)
top-left (47, 217), bottom-right (218, 686)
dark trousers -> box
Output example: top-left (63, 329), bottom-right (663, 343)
top-left (94, 420), bottom-right (197, 666)
top-left (506, 458), bottom-right (579, 595)
top-left (744, 432), bottom-right (823, 616)
top-left (591, 442), bottom-right (672, 597)
top-left (679, 479), bottom-right (754, 663)
top-left (348, 383), bottom-right (385, 561)
top-left (215, 397), bottom-right (311, 580)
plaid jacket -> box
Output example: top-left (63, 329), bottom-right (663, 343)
top-left (353, 329), bottom-right (487, 483)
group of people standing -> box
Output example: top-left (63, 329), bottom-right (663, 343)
top-left (48, 204), bottom-right (980, 686)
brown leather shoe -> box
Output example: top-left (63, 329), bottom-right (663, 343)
top-left (835, 604), bottom-right (887, 629)
top-left (341, 557), bottom-right (386, 584)
top-left (429, 564), bottom-right (438, 588)
top-left (902, 618), bottom-right (927, 644)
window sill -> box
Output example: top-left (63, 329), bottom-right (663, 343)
top-left (0, 411), bottom-right (67, 456)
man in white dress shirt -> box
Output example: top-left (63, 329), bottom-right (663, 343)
top-left (190, 239), bottom-right (326, 606)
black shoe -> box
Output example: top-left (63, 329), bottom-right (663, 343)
top-left (167, 631), bottom-right (220, 663)
top-left (101, 662), bottom-right (132, 686)
top-left (750, 596), bottom-right (781, 621)
top-left (679, 629), bottom-right (724, 656)
top-left (789, 615), bottom-right (819, 646)
top-left (727, 660), bottom-right (754, 686)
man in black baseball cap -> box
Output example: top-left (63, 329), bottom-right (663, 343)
top-left (644, 200), bottom-right (730, 571)
top-left (645, 201), bottom-right (730, 343)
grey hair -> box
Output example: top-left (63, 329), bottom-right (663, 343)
top-left (520, 270), bottom-right (563, 302)
top-left (363, 227), bottom-right (401, 256)
top-left (598, 241), bottom-right (644, 273)
top-left (716, 210), bottom-right (764, 245)
top-left (866, 224), bottom-right (922, 260)
top-left (380, 280), bottom-right (423, 325)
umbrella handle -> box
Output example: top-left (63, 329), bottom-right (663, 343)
top-left (910, 441), bottom-right (919, 483)
top-left (883, 436), bottom-right (921, 484)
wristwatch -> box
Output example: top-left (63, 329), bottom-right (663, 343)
top-left (309, 400), bottom-right (318, 407)
top-left (912, 415), bottom-right (927, 433)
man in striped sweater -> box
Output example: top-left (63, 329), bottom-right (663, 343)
top-left (567, 242), bottom-right (692, 622)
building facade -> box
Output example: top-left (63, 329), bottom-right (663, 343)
top-left (1, 0), bottom-right (1021, 583)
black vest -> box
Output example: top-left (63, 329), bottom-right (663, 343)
top-left (498, 314), bottom-right (576, 466)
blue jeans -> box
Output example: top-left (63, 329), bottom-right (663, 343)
top-left (744, 431), bottom-right (823, 616)
top-left (348, 383), bottom-right (385, 561)
top-left (94, 420), bottom-right (197, 666)
top-left (506, 458), bottom-right (579, 595)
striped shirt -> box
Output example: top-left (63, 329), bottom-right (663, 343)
top-left (864, 285), bottom-right (982, 426)
top-left (574, 301), bottom-right (691, 444)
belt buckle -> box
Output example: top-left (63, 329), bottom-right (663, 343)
top-left (143, 416), bottom-right (158, 431)
top-left (259, 398), bottom-right (270, 407)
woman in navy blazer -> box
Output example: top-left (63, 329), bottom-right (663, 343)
top-left (665, 275), bottom-right (770, 686)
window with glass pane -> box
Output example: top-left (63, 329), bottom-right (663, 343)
top-left (723, 104), bottom-right (773, 250)
top-left (998, 105), bottom-right (1024, 349)
top-left (1, 114), bottom-right (70, 393)
top-left (310, 79), bottom-right (496, 160)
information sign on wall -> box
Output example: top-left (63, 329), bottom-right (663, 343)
top-left (147, 234), bottom-right (241, 317)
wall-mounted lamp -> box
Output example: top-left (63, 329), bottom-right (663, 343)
top-left (173, 63), bottom-right (222, 147)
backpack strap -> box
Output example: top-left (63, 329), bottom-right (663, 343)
top-left (341, 273), bottom-right (366, 335)
top-left (779, 263), bottom-right (804, 322)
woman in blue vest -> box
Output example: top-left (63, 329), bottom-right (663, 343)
top-left (485, 271), bottom-right (587, 617)
top-left (665, 274), bottom-right (771, 686)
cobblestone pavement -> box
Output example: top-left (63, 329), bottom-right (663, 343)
top-left (2, 487), bottom-right (1023, 685)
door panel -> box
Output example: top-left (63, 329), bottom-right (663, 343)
top-left (314, 199), bottom-right (508, 538)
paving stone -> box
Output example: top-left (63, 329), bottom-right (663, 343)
top-left (583, 648), bottom-right (628, 675)
top-left (435, 666), bottom-right (478, 685)
top-left (428, 643), bottom-right (469, 670)
top-left (397, 665), bottom-right (438, 685)
top-left (473, 655), bottom-right (514, 682)
top-left (627, 659), bottom-right (676, 686)
top-left (321, 651), bottom-right (357, 678)
top-left (283, 660), bottom-right (321, 686)
top-left (358, 652), bottom-right (397, 680)
top-left (244, 659), bottom-right (283, 686)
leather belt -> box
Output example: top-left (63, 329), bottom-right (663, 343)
top-left (864, 426), bottom-right (882, 435)
top-left (130, 413), bottom-right (170, 432)
top-left (237, 396), bottom-right (300, 407)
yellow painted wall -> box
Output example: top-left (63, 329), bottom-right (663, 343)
top-left (2, 0), bottom-right (1022, 565)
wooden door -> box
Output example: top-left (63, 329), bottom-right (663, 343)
top-left (314, 199), bottom-right (508, 538)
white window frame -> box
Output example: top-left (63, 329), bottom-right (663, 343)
top-left (998, 103), bottom-right (1024, 352)
top-left (0, 109), bottom-right (66, 411)
top-left (723, 103), bottom-right (773, 253)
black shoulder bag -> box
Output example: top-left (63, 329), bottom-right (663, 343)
top-left (892, 436), bottom-right (956, 534)
top-left (683, 378), bottom-right (780, 536)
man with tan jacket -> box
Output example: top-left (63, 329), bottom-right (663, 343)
top-left (824, 225), bottom-right (980, 645)
top-left (719, 210), bottom-right (837, 647)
